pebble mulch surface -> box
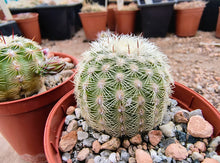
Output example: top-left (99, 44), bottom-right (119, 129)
top-left (58, 99), bottom-right (220, 163)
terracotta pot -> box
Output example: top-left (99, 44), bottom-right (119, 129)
top-left (13, 12), bottom-right (42, 44)
top-left (114, 9), bottom-right (137, 34)
top-left (0, 52), bottom-right (78, 163)
top-left (107, 8), bottom-right (116, 31)
top-left (175, 7), bottom-right (204, 37)
top-left (79, 11), bottom-right (107, 41)
top-left (216, 7), bottom-right (220, 38)
top-left (44, 82), bottom-right (220, 162)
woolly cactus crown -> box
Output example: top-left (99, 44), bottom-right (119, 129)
top-left (74, 32), bottom-right (173, 137)
top-left (0, 35), bottom-right (65, 102)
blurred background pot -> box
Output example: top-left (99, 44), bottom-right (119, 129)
top-left (13, 12), bottom-right (41, 44)
top-left (79, 11), bottom-right (107, 41)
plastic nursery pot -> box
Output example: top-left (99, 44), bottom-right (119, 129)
top-left (79, 11), bottom-right (107, 41)
top-left (199, 0), bottom-right (220, 31)
top-left (35, 3), bottom-right (82, 40)
top-left (44, 82), bottom-right (220, 163)
top-left (107, 8), bottom-right (116, 31)
top-left (0, 20), bottom-right (22, 36)
top-left (0, 52), bottom-right (78, 163)
top-left (13, 12), bottom-right (42, 44)
top-left (215, 7), bottom-right (220, 38)
top-left (175, 7), bottom-right (205, 37)
top-left (114, 9), bottom-right (138, 34)
top-left (138, 2), bottom-right (174, 37)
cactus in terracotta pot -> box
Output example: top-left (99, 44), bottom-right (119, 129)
top-left (0, 35), bottom-right (65, 101)
top-left (74, 32), bottom-right (173, 137)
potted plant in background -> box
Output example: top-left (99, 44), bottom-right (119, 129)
top-left (114, 2), bottom-right (138, 34)
top-left (79, 0), bottom-right (107, 41)
top-left (215, 7), bottom-right (220, 38)
top-left (0, 35), bottom-right (78, 163)
top-left (137, 0), bottom-right (175, 38)
top-left (12, 12), bottom-right (42, 44)
top-left (107, 3), bottom-right (117, 31)
top-left (174, 1), bottom-right (206, 37)
top-left (44, 32), bottom-right (220, 163)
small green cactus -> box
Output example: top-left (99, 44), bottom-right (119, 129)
top-left (0, 35), bottom-right (65, 101)
top-left (74, 32), bottom-right (174, 137)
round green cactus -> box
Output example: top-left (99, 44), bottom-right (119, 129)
top-left (74, 33), bottom-right (173, 137)
top-left (0, 35), bottom-right (65, 101)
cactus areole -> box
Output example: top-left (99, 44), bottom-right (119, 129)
top-left (74, 33), bottom-right (173, 137)
top-left (0, 36), bottom-right (65, 102)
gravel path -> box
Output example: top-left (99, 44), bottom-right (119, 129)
top-left (42, 30), bottom-right (220, 112)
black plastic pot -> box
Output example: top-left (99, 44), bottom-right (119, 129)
top-left (0, 21), bottom-right (22, 36)
top-left (10, 3), bottom-right (82, 40)
top-left (35, 3), bottom-right (82, 40)
top-left (138, 0), bottom-right (174, 37)
top-left (199, 0), bottom-right (220, 31)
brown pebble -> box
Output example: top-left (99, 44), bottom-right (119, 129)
top-left (174, 111), bottom-right (188, 123)
top-left (202, 158), bottom-right (218, 163)
top-left (59, 130), bottom-right (77, 152)
top-left (92, 140), bottom-right (101, 153)
top-left (77, 148), bottom-right (90, 161)
top-left (122, 139), bottom-right (130, 148)
top-left (148, 130), bottom-right (163, 146)
top-left (194, 141), bottom-right (206, 152)
top-left (66, 106), bottom-right (76, 115)
top-left (165, 143), bottom-right (188, 161)
top-left (101, 137), bottom-right (121, 151)
top-left (130, 134), bottom-right (142, 145)
top-left (135, 149), bottom-right (153, 163)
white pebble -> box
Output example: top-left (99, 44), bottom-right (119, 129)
top-left (159, 121), bottom-right (175, 137)
top-left (98, 134), bottom-right (110, 143)
top-left (77, 131), bottom-right (89, 141)
top-left (75, 108), bottom-right (81, 119)
top-left (82, 121), bottom-right (89, 132)
top-left (109, 153), bottom-right (117, 163)
top-left (65, 115), bottom-right (76, 125)
top-left (212, 155), bottom-right (220, 162)
top-left (62, 152), bottom-right (71, 161)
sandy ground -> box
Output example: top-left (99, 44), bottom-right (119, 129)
top-left (0, 29), bottom-right (219, 162)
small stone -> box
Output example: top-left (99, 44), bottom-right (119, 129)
top-left (66, 106), bottom-right (76, 115)
top-left (82, 121), bottom-right (89, 132)
top-left (209, 136), bottom-right (220, 150)
top-left (150, 149), bottom-right (162, 163)
top-left (175, 130), bottom-right (187, 142)
top-left (101, 137), bottom-right (121, 151)
top-left (59, 130), bottom-right (77, 152)
top-left (122, 139), bottom-right (130, 148)
top-left (94, 155), bottom-right (102, 163)
top-left (128, 146), bottom-right (135, 157)
top-left (77, 131), bottom-right (89, 141)
top-left (77, 148), bottom-right (90, 161)
top-left (148, 130), bottom-right (163, 146)
top-left (174, 111), bottom-right (189, 123)
top-left (67, 159), bottom-right (72, 163)
top-left (75, 107), bottom-right (81, 119)
top-left (87, 158), bottom-right (95, 163)
top-left (194, 141), bottom-right (206, 152)
top-left (92, 132), bottom-right (101, 139)
top-left (165, 143), bottom-right (188, 161)
top-left (135, 149), bottom-right (153, 163)
top-left (98, 134), bottom-right (110, 143)
top-left (176, 124), bottom-right (183, 132)
top-left (189, 109), bottom-right (203, 118)
top-left (92, 140), bottom-right (101, 153)
top-left (187, 135), bottom-right (200, 144)
top-left (83, 138), bottom-right (95, 147)
top-left (128, 157), bottom-right (136, 163)
top-left (191, 152), bottom-right (204, 161)
top-left (121, 150), bottom-right (130, 162)
top-left (65, 115), bottom-right (76, 125)
top-left (62, 152), bottom-right (71, 161)
top-left (109, 153), bottom-right (117, 163)
top-left (212, 155), bottom-right (220, 162)
top-left (100, 150), bottom-right (112, 157)
top-left (159, 121), bottom-right (176, 137)
top-left (202, 158), bottom-right (219, 163)
top-left (129, 134), bottom-right (142, 145)
top-left (66, 119), bottom-right (78, 132)
top-left (142, 142), bottom-right (148, 150)
top-left (187, 115), bottom-right (213, 138)
top-left (159, 138), bottom-right (176, 149)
